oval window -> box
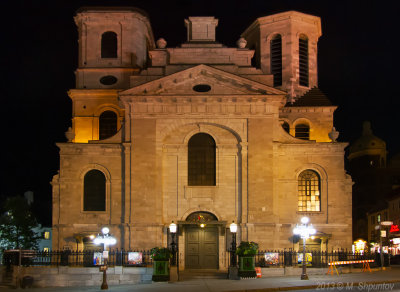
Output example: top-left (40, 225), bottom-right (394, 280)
top-left (100, 75), bottom-right (118, 85)
top-left (193, 84), bottom-right (211, 92)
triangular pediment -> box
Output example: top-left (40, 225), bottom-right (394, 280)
top-left (119, 64), bottom-right (286, 97)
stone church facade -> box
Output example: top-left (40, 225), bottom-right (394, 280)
top-left (51, 7), bottom-right (352, 269)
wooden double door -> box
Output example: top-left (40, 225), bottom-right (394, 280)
top-left (185, 226), bottom-right (219, 269)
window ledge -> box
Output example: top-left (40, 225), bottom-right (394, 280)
top-left (296, 211), bottom-right (325, 216)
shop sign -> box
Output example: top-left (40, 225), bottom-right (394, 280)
top-left (390, 225), bottom-right (399, 233)
top-left (392, 238), bottom-right (400, 245)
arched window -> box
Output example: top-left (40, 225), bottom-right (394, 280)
top-left (99, 111), bottom-right (118, 140)
top-left (298, 170), bottom-right (320, 212)
top-left (270, 34), bottom-right (282, 87)
top-left (295, 123), bottom-right (310, 140)
top-left (101, 31), bottom-right (117, 58)
top-left (83, 170), bottom-right (106, 211)
top-left (299, 34), bottom-right (309, 87)
top-left (282, 121), bottom-right (290, 134)
top-left (188, 133), bottom-right (216, 186)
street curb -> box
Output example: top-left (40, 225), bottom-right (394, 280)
top-left (225, 279), bottom-right (400, 292)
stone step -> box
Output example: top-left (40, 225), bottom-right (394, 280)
top-left (180, 269), bottom-right (227, 280)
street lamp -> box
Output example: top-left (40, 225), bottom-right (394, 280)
top-left (230, 221), bottom-right (238, 266)
top-left (378, 221), bottom-right (393, 270)
top-left (169, 221), bottom-right (179, 280)
top-left (293, 217), bottom-right (316, 280)
top-left (94, 227), bottom-right (116, 290)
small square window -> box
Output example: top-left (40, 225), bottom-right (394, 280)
top-left (43, 247), bottom-right (50, 252)
top-left (44, 232), bottom-right (50, 239)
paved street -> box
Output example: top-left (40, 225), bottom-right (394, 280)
top-left (1, 267), bottom-right (400, 292)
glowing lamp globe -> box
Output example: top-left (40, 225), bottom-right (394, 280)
top-left (230, 222), bottom-right (238, 233)
top-left (300, 217), bottom-right (309, 224)
top-left (169, 222), bottom-right (177, 233)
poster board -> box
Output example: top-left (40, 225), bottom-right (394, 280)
top-left (93, 252), bottom-right (104, 265)
top-left (297, 253), bottom-right (312, 266)
top-left (264, 252), bottom-right (279, 265)
top-left (128, 252), bottom-right (143, 265)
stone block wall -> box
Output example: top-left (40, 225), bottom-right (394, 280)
top-left (2, 266), bottom-right (152, 288)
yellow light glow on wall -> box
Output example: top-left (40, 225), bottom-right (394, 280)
top-left (354, 239), bottom-right (366, 254)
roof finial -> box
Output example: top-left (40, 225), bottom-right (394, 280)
top-left (362, 121), bottom-right (372, 136)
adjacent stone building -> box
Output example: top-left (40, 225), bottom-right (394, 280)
top-left (51, 7), bottom-right (352, 270)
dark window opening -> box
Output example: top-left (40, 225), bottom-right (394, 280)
top-left (193, 84), bottom-right (211, 92)
top-left (188, 133), bottom-right (216, 186)
top-left (99, 111), bottom-right (118, 140)
top-left (250, 43), bottom-right (259, 68)
top-left (299, 35), bottom-right (309, 87)
top-left (270, 34), bottom-right (282, 87)
top-left (282, 122), bottom-right (290, 133)
top-left (84, 170), bottom-right (106, 211)
top-left (101, 31), bottom-right (117, 58)
top-left (100, 75), bottom-right (118, 85)
top-left (295, 124), bottom-right (310, 140)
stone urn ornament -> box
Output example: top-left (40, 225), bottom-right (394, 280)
top-left (156, 38), bottom-right (167, 49)
top-left (328, 127), bottom-right (339, 142)
top-left (64, 127), bottom-right (74, 142)
top-left (237, 37), bottom-right (247, 49)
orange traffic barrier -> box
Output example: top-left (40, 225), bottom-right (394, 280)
top-left (255, 267), bottom-right (262, 278)
top-left (327, 259), bottom-right (374, 276)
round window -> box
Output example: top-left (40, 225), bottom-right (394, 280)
top-left (100, 75), bottom-right (118, 85)
top-left (193, 84), bottom-right (211, 92)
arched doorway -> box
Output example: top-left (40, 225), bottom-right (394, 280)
top-left (185, 212), bottom-right (219, 269)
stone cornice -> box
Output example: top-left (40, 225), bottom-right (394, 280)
top-left (242, 10), bottom-right (322, 38)
top-left (275, 142), bottom-right (348, 151)
top-left (125, 95), bottom-right (284, 116)
top-left (68, 89), bottom-right (121, 100)
top-left (280, 106), bottom-right (337, 113)
top-left (56, 142), bottom-right (122, 155)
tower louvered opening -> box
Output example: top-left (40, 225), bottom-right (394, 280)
top-left (270, 34), bottom-right (282, 87)
top-left (299, 35), bottom-right (309, 87)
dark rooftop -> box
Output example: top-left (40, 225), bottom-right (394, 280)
top-left (286, 87), bottom-right (333, 107)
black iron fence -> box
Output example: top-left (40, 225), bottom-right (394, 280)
top-left (2, 249), bottom-right (153, 267)
top-left (3, 249), bottom-right (388, 268)
top-left (228, 249), bottom-right (385, 268)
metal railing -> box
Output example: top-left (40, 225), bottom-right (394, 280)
top-left (2, 249), bottom-right (153, 267)
top-left (227, 249), bottom-right (381, 268)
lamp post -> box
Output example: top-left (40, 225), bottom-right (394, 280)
top-left (379, 221), bottom-right (393, 270)
top-left (293, 217), bottom-right (316, 280)
top-left (169, 221), bottom-right (179, 281)
top-left (230, 221), bottom-right (238, 266)
top-left (94, 227), bottom-right (116, 290)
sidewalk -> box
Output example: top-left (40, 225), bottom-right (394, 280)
top-left (1, 267), bottom-right (400, 292)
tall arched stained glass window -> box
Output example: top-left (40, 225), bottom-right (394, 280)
top-left (188, 133), bottom-right (216, 186)
top-left (298, 170), bottom-right (320, 212)
top-left (101, 31), bottom-right (117, 58)
top-left (84, 170), bottom-right (106, 211)
top-left (99, 111), bottom-right (117, 140)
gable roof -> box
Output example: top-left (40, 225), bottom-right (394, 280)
top-left (119, 64), bottom-right (287, 97)
top-left (286, 87), bottom-right (333, 107)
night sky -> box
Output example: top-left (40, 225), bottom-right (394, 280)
top-left (1, 0), bottom-right (399, 226)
